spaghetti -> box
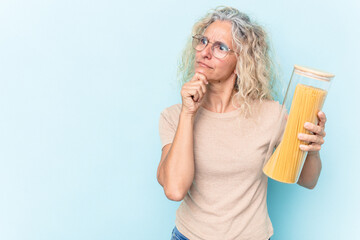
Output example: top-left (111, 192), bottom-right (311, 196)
top-left (263, 83), bottom-right (327, 183)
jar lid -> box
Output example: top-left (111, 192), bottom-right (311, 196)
top-left (294, 64), bottom-right (335, 82)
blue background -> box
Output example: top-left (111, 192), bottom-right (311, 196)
top-left (0, 0), bottom-right (359, 239)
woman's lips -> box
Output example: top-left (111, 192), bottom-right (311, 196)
top-left (197, 62), bottom-right (212, 69)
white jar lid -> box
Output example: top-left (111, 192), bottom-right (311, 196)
top-left (294, 64), bottom-right (335, 82)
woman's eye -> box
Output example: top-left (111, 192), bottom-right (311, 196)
top-left (200, 38), bottom-right (207, 45)
top-left (219, 44), bottom-right (229, 51)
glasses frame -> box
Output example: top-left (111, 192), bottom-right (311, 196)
top-left (191, 34), bottom-right (235, 59)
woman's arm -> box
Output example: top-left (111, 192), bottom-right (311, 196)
top-left (157, 111), bottom-right (196, 201)
top-left (296, 111), bottom-right (327, 189)
top-left (297, 152), bottom-right (322, 189)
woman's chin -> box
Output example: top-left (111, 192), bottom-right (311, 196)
top-left (195, 68), bottom-right (209, 77)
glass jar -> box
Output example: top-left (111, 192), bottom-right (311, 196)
top-left (263, 64), bottom-right (335, 183)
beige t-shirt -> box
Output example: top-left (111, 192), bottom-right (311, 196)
top-left (158, 100), bottom-right (287, 240)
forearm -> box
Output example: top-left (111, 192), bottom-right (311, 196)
top-left (297, 151), bottom-right (322, 189)
top-left (160, 111), bottom-right (195, 200)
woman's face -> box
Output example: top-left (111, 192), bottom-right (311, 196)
top-left (194, 20), bottom-right (237, 82)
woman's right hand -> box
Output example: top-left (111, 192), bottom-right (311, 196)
top-left (180, 73), bottom-right (208, 116)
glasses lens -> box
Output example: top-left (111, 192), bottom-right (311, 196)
top-left (192, 35), bottom-right (207, 51)
top-left (213, 42), bottom-right (229, 59)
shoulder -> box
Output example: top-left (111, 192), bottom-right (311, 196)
top-left (160, 103), bottom-right (182, 115)
top-left (261, 99), bottom-right (281, 107)
top-left (250, 99), bottom-right (285, 123)
top-left (254, 99), bottom-right (283, 114)
top-left (258, 100), bottom-right (288, 125)
top-left (160, 103), bottom-right (182, 122)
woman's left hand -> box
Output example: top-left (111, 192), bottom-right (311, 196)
top-left (297, 111), bottom-right (327, 154)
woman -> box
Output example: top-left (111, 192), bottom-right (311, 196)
top-left (157, 6), bottom-right (327, 240)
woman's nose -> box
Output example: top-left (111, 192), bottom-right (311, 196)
top-left (200, 44), bottom-right (212, 59)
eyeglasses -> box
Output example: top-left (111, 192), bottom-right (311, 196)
top-left (192, 34), bottom-right (234, 59)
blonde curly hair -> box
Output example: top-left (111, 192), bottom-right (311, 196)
top-left (177, 6), bottom-right (282, 117)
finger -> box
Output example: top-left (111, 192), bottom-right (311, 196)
top-left (196, 73), bottom-right (208, 85)
top-left (304, 122), bottom-right (325, 136)
top-left (189, 80), bottom-right (207, 96)
top-left (192, 73), bottom-right (208, 83)
top-left (200, 81), bottom-right (207, 94)
top-left (184, 86), bottom-right (199, 100)
top-left (299, 143), bottom-right (321, 152)
top-left (317, 111), bottom-right (327, 128)
top-left (189, 86), bottom-right (203, 102)
top-left (193, 80), bottom-right (207, 94)
top-left (192, 90), bottom-right (200, 102)
top-left (196, 87), bottom-right (204, 102)
top-left (196, 72), bottom-right (207, 81)
top-left (298, 133), bottom-right (325, 145)
top-left (201, 78), bottom-right (209, 85)
top-left (190, 78), bottom-right (207, 87)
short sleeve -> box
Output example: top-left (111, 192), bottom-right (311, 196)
top-left (264, 102), bottom-right (289, 166)
top-left (159, 110), bottom-right (177, 150)
top-left (274, 106), bottom-right (288, 149)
